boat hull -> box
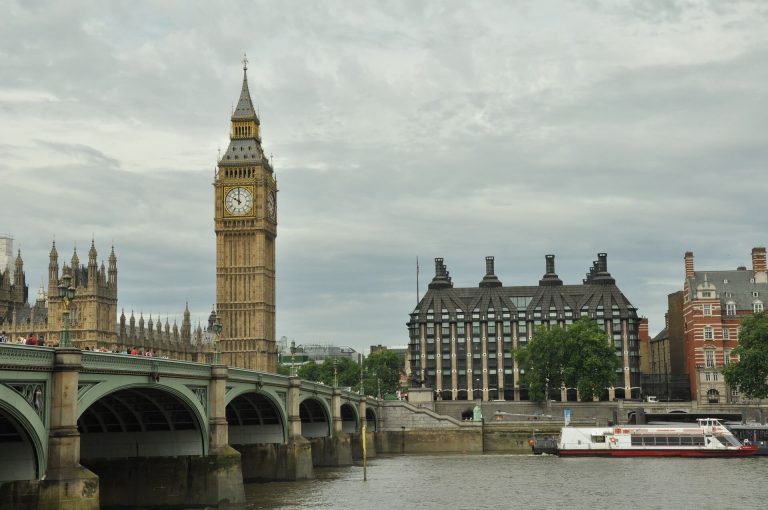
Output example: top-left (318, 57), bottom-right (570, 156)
top-left (558, 447), bottom-right (757, 458)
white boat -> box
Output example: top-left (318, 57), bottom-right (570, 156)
top-left (557, 418), bottom-right (757, 457)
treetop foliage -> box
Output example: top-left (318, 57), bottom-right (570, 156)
top-left (722, 312), bottom-right (768, 399)
top-left (515, 318), bottom-right (619, 402)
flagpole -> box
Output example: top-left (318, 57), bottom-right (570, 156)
top-left (416, 256), bottom-right (420, 305)
top-left (362, 417), bottom-right (368, 481)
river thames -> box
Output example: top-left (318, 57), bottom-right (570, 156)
top-left (239, 454), bottom-right (768, 510)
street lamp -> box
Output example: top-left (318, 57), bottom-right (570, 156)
top-left (290, 341), bottom-right (297, 376)
top-left (57, 272), bottom-right (74, 348)
top-left (211, 309), bottom-right (222, 364)
top-left (333, 358), bottom-right (339, 387)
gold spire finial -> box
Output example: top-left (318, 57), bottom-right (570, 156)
top-left (242, 52), bottom-right (248, 71)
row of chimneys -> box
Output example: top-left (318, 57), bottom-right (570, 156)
top-left (684, 247), bottom-right (767, 283)
top-left (430, 253), bottom-right (614, 289)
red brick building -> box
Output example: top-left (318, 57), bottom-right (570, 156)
top-left (679, 247), bottom-right (767, 404)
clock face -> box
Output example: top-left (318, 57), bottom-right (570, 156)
top-left (267, 190), bottom-right (276, 220)
top-left (225, 187), bottom-right (253, 215)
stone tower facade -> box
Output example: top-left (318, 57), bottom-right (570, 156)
top-left (214, 57), bottom-right (278, 371)
top-left (47, 241), bottom-right (118, 346)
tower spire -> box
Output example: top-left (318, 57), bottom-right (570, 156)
top-left (232, 56), bottom-right (258, 122)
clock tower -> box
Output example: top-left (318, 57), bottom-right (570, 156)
top-left (214, 56), bottom-right (277, 371)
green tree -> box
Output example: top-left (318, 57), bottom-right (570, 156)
top-left (297, 361), bottom-right (321, 382)
top-left (514, 325), bottom-right (569, 401)
top-left (362, 350), bottom-right (403, 397)
top-left (723, 312), bottom-right (768, 399)
top-left (565, 318), bottom-right (620, 400)
top-left (515, 318), bottom-right (619, 402)
top-left (296, 357), bottom-right (362, 388)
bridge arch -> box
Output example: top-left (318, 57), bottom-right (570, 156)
top-left (365, 407), bottom-right (378, 432)
top-left (77, 382), bottom-right (209, 458)
top-left (226, 389), bottom-right (287, 444)
top-left (340, 402), bottom-right (358, 433)
top-left (300, 396), bottom-right (331, 438)
top-left (0, 385), bottom-right (46, 480)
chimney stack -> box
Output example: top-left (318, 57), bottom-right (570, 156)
top-left (753, 247), bottom-right (767, 283)
top-left (479, 256), bottom-right (502, 288)
top-left (597, 253), bottom-right (608, 273)
top-left (684, 251), bottom-right (694, 279)
top-left (545, 254), bottom-right (555, 275)
top-left (539, 254), bottom-right (562, 286)
top-left (429, 258), bottom-right (453, 289)
top-left (435, 258), bottom-right (444, 277)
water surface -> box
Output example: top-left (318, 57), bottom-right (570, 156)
top-left (240, 454), bottom-right (768, 509)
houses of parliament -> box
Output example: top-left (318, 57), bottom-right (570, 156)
top-left (0, 59), bottom-right (278, 371)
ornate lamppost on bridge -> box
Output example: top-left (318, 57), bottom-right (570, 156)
top-left (57, 272), bottom-right (75, 348)
top-left (211, 309), bottom-right (222, 364)
top-left (290, 340), bottom-right (297, 376)
top-left (333, 358), bottom-right (338, 387)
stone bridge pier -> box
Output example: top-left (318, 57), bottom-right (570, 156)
top-left (38, 348), bottom-right (99, 510)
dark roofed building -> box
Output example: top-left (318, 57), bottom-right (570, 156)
top-left (407, 254), bottom-right (641, 402)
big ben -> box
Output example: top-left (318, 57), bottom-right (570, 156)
top-left (214, 56), bottom-right (277, 372)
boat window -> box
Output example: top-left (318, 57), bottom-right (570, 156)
top-left (592, 435), bottom-right (606, 443)
top-left (631, 437), bottom-right (642, 446)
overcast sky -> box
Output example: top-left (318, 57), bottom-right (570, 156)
top-left (2, 1), bottom-right (767, 352)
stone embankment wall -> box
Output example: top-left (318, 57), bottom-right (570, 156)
top-left (375, 400), bottom-right (563, 454)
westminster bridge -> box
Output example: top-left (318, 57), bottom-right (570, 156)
top-left (0, 344), bottom-right (383, 509)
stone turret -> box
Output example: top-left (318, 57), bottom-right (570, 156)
top-left (138, 313), bottom-right (145, 341)
top-left (71, 248), bottom-right (80, 287)
top-left (48, 241), bottom-right (59, 297)
top-left (88, 240), bottom-right (98, 290)
top-left (129, 311), bottom-right (136, 339)
top-left (108, 246), bottom-right (117, 291)
top-left (119, 309), bottom-right (126, 339)
top-left (182, 303), bottom-right (191, 342)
